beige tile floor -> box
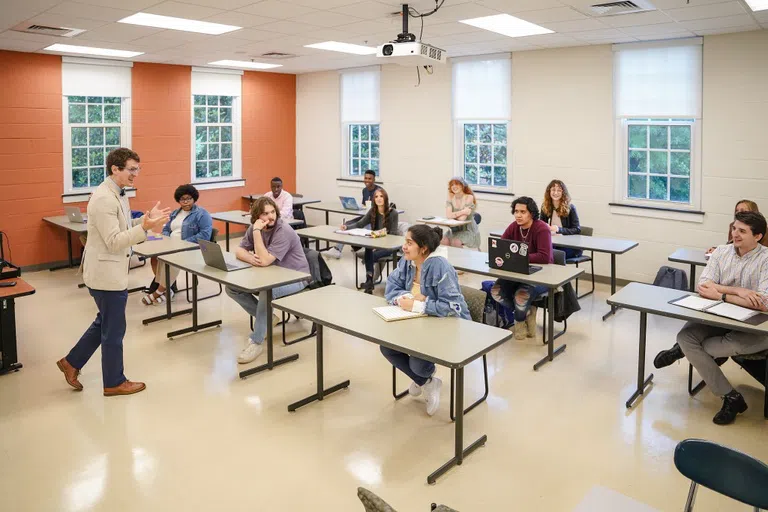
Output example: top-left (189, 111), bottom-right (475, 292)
top-left (1, 242), bottom-right (766, 512)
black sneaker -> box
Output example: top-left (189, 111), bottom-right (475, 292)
top-left (145, 279), bottom-right (159, 294)
top-left (361, 276), bottom-right (374, 295)
top-left (713, 390), bottom-right (748, 425)
top-left (653, 343), bottom-right (684, 369)
top-left (170, 282), bottom-right (179, 294)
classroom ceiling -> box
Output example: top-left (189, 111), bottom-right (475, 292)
top-left (0, 0), bottom-right (765, 73)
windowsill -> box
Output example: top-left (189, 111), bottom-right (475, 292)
top-left (475, 190), bottom-right (514, 203)
top-left (337, 178), bottom-right (383, 190)
top-left (192, 178), bottom-right (246, 191)
top-left (337, 178), bottom-right (383, 184)
top-left (609, 202), bottom-right (705, 223)
top-left (63, 187), bottom-right (136, 203)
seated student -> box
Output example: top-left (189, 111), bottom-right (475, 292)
top-left (341, 187), bottom-right (399, 294)
top-left (492, 197), bottom-right (553, 341)
top-left (263, 177), bottom-right (294, 220)
top-left (706, 199), bottom-right (767, 254)
top-left (654, 211), bottom-right (768, 425)
top-left (325, 169), bottom-right (380, 259)
top-left (442, 177), bottom-right (481, 249)
top-left (539, 179), bottom-right (582, 260)
top-left (381, 224), bottom-right (470, 416)
top-left (226, 197), bottom-right (310, 364)
top-left (143, 184), bottom-right (212, 304)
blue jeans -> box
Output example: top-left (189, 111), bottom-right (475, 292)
top-left (67, 288), bottom-right (128, 388)
top-left (226, 281), bottom-right (307, 344)
top-left (496, 280), bottom-right (548, 322)
top-left (380, 346), bottom-right (435, 386)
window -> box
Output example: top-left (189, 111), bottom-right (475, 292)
top-left (61, 58), bottom-right (132, 198)
top-left (613, 40), bottom-right (702, 210)
top-left (341, 67), bottom-right (380, 178)
top-left (191, 69), bottom-right (242, 185)
top-left (452, 55), bottom-right (511, 191)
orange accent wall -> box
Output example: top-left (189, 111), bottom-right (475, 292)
top-left (0, 52), bottom-right (297, 267)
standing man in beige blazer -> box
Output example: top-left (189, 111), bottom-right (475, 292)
top-left (57, 148), bottom-right (169, 396)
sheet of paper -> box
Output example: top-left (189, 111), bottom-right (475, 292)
top-left (707, 302), bottom-right (759, 322)
top-left (424, 216), bottom-right (465, 226)
top-left (334, 228), bottom-right (372, 237)
top-left (672, 295), bottom-right (720, 311)
top-left (373, 305), bottom-right (425, 322)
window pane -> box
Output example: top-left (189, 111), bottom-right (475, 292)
top-left (69, 104), bottom-right (86, 123)
top-left (479, 124), bottom-right (492, 143)
top-left (196, 142), bottom-right (206, 161)
top-left (196, 162), bottom-right (207, 178)
top-left (670, 177), bottom-right (690, 202)
top-left (649, 175), bottom-right (667, 200)
top-left (628, 125), bottom-right (647, 148)
top-left (89, 147), bottom-right (104, 166)
top-left (221, 159), bottom-right (233, 176)
top-left (194, 95), bottom-right (206, 106)
top-left (68, 96), bottom-right (86, 104)
top-left (370, 124), bottom-right (380, 141)
top-left (649, 151), bottom-right (667, 175)
top-left (87, 96), bottom-right (103, 104)
top-left (670, 126), bottom-right (691, 150)
top-left (361, 125), bottom-right (369, 140)
top-left (464, 164), bottom-right (478, 184)
top-left (219, 96), bottom-right (232, 106)
top-left (361, 143), bottom-right (369, 158)
top-left (352, 143), bottom-right (359, 158)
top-left (370, 143), bottom-right (379, 159)
top-left (465, 145), bottom-right (477, 163)
top-left (221, 143), bottom-right (232, 159)
top-left (670, 152), bottom-right (691, 176)
top-left (370, 160), bottom-right (379, 172)
top-left (207, 107), bottom-right (218, 123)
top-left (71, 128), bottom-right (87, 147)
top-left (352, 125), bottom-right (359, 141)
top-left (629, 150), bottom-right (647, 173)
top-left (89, 127), bottom-right (104, 146)
top-left (628, 175), bottom-right (647, 198)
top-left (194, 107), bottom-right (206, 123)
top-left (87, 104), bottom-right (103, 123)
top-left (209, 143), bottom-right (220, 160)
top-left (73, 168), bottom-right (88, 188)
top-left (493, 124), bottom-right (506, 145)
top-left (89, 167), bottom-right (105, 187)
top-left (479, 145), bottom-right (491, 164)
top-left (196, 126), bottom-right (207, 143)
top-left (221, 126), bottom-right (232, 142)
top-left (493, 145), bottom-right (506, 165)
top-left (105, 146), bottom-right (118, 156)
top-left (207, 95), bottom-right (219, 106)
top-left (105, 127), bottom-right (120, 146)
top-left (494, 166), bottom-right (507, 187)
top-left (209, 126), bottom-right (220, 142)
top-left (219, 107), bottom-right (232, 123)
top-left (72, 148), bottom-right (88, 167)
top-left (104, 97), bottom-right (121, 104)
top-left (104, 105), bottom-right (121, 123)
top-left (361, 160), bottom-right (369, 171)
top-left (649, 125), bottom-right (667, 149)
top-left (464, 124), bottom-right (477, 143)
top-left (209, 161), bottom-right (220, 177)
top-left (479, 165), bottom-right (492, 185)
top-left (352, 158), bottom-right (360, 174)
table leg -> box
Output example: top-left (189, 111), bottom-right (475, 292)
top-left (225, 222), bottom-right (230, 252)
top-left (239, 289), bottom-right (300, 379)
top-left (286, 324), bottom-right (350, 410)
top-left (602, 253), bottom-right (619, 321)
top-left (533, 288), bottom-right (567, 371)
top-left (427, 367), bottom-right (487, 484)
top-left (689, 264), bottom-right (696, 292)
top-left (167, 274), bottom-right (222, 338)
top-left (625, 311), bottom-right (654, 408)
top-left (142, 263), bottom-right (193, 325)
top-left (50, 231), bottom-right (78, 271)
top-left (0, 298), bottom-right (23, 375)
top-left (325, 212), bottom-right (330, 250)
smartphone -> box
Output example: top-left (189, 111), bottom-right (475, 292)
top-left (0, 281), bottom-right (17, 287)
top-left (422, 216), bottom-right (435, 220)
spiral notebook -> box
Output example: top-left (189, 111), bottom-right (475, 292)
top-left (670, 295), bottom-right (767, 325)
top-left (373, 306), bottom-right (426, 322)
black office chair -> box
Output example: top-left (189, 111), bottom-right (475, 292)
top-left (675, 438), bottom-right (768, 511)
top-left (533, 249), bottom-right (567, 344)
top-left (566, 226), bottom-right (595, 299)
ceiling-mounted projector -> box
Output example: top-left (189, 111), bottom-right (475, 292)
top-left (376, 3), bottom-right (446, 66)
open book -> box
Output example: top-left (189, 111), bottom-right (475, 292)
top-left (422, 216), bottom-right (467, 227)
top-left (670, 295), bottom-right (764, 323)
top-left (335, 228), bottom-right (372, 237)
top-left (373, 305), bottom-right (426, 322)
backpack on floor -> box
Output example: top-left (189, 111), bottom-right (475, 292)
top-left (303, 248), bottom-right (333, 289)
top-left (481, 280), bottom-right (514, 329)
top-left (652, 266), bottom-right (688, 291)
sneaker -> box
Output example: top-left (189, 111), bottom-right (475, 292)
top-left (361, 276), bottom-right (374, 295)
top-left (237, 341), bottom-right (264, 364)
top-left (525, 306), bottom-right (537, 338)
top-left (713, 390), bottom-right (748, 425)
top-left (653, 343), bottom-right (684, 369)
top-left (272, 313), bottom-right (282, 327)
top-left (512, 321), bottom-right (526, 341)
top-left (145, 279), bottom-right (159, 294)
top-left (326, 247), bottom-right (343, 259)
top-left (423, 376), bottom-right (442, 416)
top-left (408, 381), bottom-right (423, 397)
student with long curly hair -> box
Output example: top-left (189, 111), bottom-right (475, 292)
top-left (540, 179), bottom-right (582, 260)
top-left (441, 177), bottom-right (481, 249)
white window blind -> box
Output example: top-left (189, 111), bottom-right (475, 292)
top-left (62, 57), bottom-right (132, 97)
top-left (452, 55), bottom-right (511, 120)
top-left (613, 39), bottom-right (702, 118)
top-left (341, 67), bottom-right (380, 123)
top-left (192, 68), bottom-right (242, 97)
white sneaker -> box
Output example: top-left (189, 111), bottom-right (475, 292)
top-left (422, 376), bottom-right (442, 416)
top-left (326, 247), bottom-right (343, 259)
top-left (408, 381), bottom-right (423, 397)
top-left (237, 341), bottom-right (264, 364)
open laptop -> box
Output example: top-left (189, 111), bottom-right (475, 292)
top-left (64, 206), bottom-right (87, 223)
top-left (488, 237), bottom-right (542, 275)
top-left (339, 196), bottom-right (366, 211)
top-left (198, 240), bottom-right (250, 271)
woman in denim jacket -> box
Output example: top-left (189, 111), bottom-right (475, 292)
top-left (143, 184), bottom-right (213, 305)
top-left (382, 224), bottom-right (469, 416)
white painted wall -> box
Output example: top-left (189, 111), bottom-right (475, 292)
top-left (296, 30), bottom-right (768, 283)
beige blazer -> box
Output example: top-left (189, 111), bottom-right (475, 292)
top-left (81, 180), bottom-right (146, 291)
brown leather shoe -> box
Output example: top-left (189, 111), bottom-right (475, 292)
top-left (56, 358), bottom-right (83, 391)
top-left (104, 380), bottom-right (146, 397)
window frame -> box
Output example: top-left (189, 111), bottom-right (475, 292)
top-left (614, 117), bottom-right (701, 210)
top-left (453, 119), bottom-right (511, 193)
top-left (62, 96), bottom-right (132, 195)
top-left (190, 94), bottom-right (242, 184)
top-left (342, 122), bottom-right (380, 179)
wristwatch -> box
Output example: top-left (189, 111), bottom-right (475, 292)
top-left (721, 293), bottom-right (727, 302)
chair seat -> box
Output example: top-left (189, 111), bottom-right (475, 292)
top-left (566, 255), bottom-right (592, 264)
top-left (734, 349), bottom-right (768, 361)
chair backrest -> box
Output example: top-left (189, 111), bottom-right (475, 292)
top-left (396, 221), bottom-right (409, 236)
top-left (473, 212), bottom-right (482, 225)
top-left (674, 439), bottom-right (768, 509)
top-left (552, 249), bottom-right (566, 266)
top-left (293, 193), bottom-right (303, 198)
top-left (210, 227), bottom-right (219, 242)
top-left (357, 488), bottom-right (397, 512)
top-left (580, 226), bottom-right (593, 236)
top-left (460, 285), bottom-right (486, 323)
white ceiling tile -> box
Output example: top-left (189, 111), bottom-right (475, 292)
top-left (202, 12), bottom-right (278, 27)
top-left (119, 28), bottom-right (211, 45)
top-left (330, 1), bottom-right (401, 20)
top-left (665, 1), bottom-right (746, 21)
top-left (417, 21), bottom-right (480, 37)
top-left (620, 22), bottom-right (689, 36)
top-left (541, 18), bottom-right (610, 32)
top-left (144, 1), bottom-right (226, 20)
top-left (476, 0), bottom-right (564, 13)
top-left (303, 27), bottom-right (360, 41)
top-left (236, 1), bottom-right (319, 19)
top-left (45, 2), bottom-right (136, 23)
top-left (428, 30), bottom-right (505, 47)
top-left (78, 0), bottom-right (161, 10)
top-left (516, 32), bottom-right (585, 46)
top-left (601, 10), bottom-right (673, 27)
top-left (376, 0), bottom-right (469, 11)
top-left (515, 7), bottom-right (589, 24)
top-left (335, 19), bottom-right (401, 35)
top-left (125, 33), bottom-right (189, 50)
top-left (0, 28), bottom-right (63, 44)
top-left (634, 31), bottom-right (695, 40)
top-left (427, 3), bottom-right (501, 23)
top-left (0, 32), bottom-right (53, 51)
top-left (680, 14), bottom-right (759, 31)
top-left (257, 19), bottom-right (321, 34)
top-left (569, 28), bottom-right (627, 41)
top-left (177, 0), bottom-right (255, 9)
top-left (287, 10), bottom-right (363, 27)
top-left (693, 25), bottom-right (762, 35)
top-left (22, 12), bottom-right (109, 31)
top-left (0, 1), bottom-right (68, 31)
top-left (650, 0), bottom-right (725, 8)
top-left (221, 27), bottom-right (279, 41)
top-left (73, 22), bottom-right (166, 42)
top-left (340, 30), bottom-right (398, 46)
top-left (283, 0), bottom-right (362, 8)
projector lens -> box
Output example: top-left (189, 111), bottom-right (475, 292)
top-left (382, 44), bottom-right (393, 56)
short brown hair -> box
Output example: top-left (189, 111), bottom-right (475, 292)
top-left (250, 196), bottom-right (280, 224)
top-left (734, 211), bottom-right (767, 242)
top-left (106, 147), bottom-right (140, 176)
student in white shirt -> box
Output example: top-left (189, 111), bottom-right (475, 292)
top-left (263, 177), bottom-right (293, 220)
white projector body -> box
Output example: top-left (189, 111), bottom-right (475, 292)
top-left (376, 41), bottom-right (446, 66)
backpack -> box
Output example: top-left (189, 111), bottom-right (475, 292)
top-left (652, 266), bottom-right (688, 291)
top-left (303, 248), bottom-right (333, 289)
top-left (481, 280), bottom-right (514, 328)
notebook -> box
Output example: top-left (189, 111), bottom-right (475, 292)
top-left (422, 216), bottom-right (465, 226)
top-left (373, 305), bottom-right (426, 322)
top-left (335, 228), bottom-right (373, 237)
top-left (670, 295), bottom-right (765, 324)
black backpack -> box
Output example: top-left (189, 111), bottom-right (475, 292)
top-left (652, 266), bottom-right (688, 291)
top-left (303, 248), bottom-right (332, 289)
